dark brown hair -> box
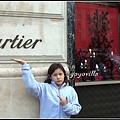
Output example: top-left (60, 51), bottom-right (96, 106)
top-left (44, 63), bottom-right (70, 85)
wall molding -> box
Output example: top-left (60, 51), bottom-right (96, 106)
top-left (0, 66), bottom-right (69, 79)
top-left (0, 11), bottom-right (64, 19)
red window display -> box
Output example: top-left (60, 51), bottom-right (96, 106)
top-left (75, 2), bottom-right (119, 82)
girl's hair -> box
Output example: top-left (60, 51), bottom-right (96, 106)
top-left (44, 63), bottom-right (70, 85)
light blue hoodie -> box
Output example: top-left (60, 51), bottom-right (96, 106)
top-left (21, 64), bottom-right (82, 118)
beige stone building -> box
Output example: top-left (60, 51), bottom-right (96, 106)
top-left (0, 1), bottom-right (68, 118)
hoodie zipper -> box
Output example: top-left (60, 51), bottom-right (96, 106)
top-left (58, 88), bottom-right (61, 118)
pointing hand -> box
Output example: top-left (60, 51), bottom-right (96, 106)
top-left (57, 95), bottom-right (68, 106)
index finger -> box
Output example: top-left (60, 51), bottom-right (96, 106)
top-left (57, 95), bottom-right (62, 100)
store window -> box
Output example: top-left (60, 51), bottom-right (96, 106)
top-left (67, 2), bottom-right (120, 86)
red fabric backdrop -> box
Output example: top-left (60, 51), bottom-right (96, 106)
top-left (75, 2), bottom-right (119, 82)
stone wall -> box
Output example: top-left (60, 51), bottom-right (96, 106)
top-left (0, 1), bottom-right (68, 118)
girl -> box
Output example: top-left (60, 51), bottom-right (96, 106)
top-left (11, 58), bottom-right (82, 118)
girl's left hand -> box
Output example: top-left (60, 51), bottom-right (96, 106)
top-left (57, 96), bottom-right (68, 106)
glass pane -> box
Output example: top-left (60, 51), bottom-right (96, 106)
top-left (75, 2), bottom-right (119, 82)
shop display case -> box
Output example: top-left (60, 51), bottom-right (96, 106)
top-left (75, 3), bottom-right (119, 83)
top-left (67, 2), bottom-right (120, 86)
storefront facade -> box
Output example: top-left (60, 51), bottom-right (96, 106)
top-left (67, 2), bottom-right (120, 118)
top-left (0, 1), bottom-right (120, 118)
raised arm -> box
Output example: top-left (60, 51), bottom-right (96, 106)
top-left (11, 58), bottom-right (42, 98)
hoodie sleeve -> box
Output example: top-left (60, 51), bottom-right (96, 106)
top-left (62, 87), bottom-right (82, 115)
top-left (21, 64), bottom-right (42, 98)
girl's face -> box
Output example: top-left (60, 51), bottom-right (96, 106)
top-left (50, 68), bottom-right (65, 88)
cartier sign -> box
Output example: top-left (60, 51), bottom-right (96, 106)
top-left (0, 1), bottom-right (66, 62)
top-left (0, 35), bottom-right (42, 49)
